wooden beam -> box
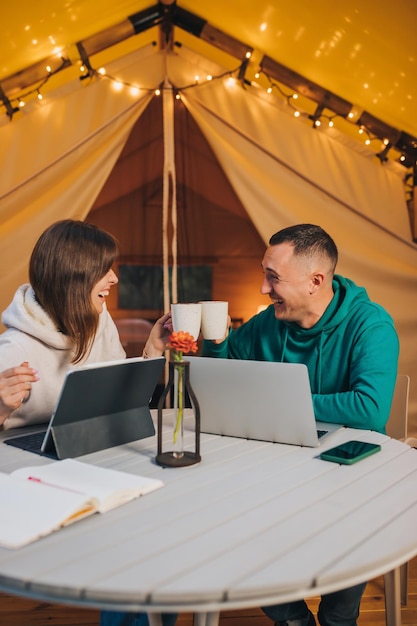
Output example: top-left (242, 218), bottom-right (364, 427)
top-left (172, 6), bottom-right (252, 60)
top-left (260, 54), bottom-right (352, 118)
top-left (1, 56), bottom-right (71, 97)
top-left (0, 1), bottom-right (416, 172)
top-left (80, 20), bottom-right (137, 58)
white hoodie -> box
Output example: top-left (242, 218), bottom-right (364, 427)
top-left (0, 284), bottom-right (126, 429)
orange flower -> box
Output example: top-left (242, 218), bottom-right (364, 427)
top-left (167, 331), bottom-right (198, 361)
top-left (167, 331), bottom-right (198, 443)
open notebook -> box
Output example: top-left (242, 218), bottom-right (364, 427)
top-left (0, 459), bottom-right (164, 549)
top-left (4, 356), bottom-right (165, 459)
top-left (187, 356), bottom-right (342, 447)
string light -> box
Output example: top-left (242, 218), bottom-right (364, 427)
top-left (0, 55), bottom-right (68, 118)
top-left (257, 68), bottom-right (412, 168)
top-left (1, 46), bottom-right (413, 174)
top-left (376, 140), bottom-right (393, 163)
top-left (0, 85), bottom-right (19, 118)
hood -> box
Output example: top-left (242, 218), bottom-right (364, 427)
top-left (279, 275), bottom-right (371, 393)
top-left (2, 284), bottom-right (110, 352)
top-left (284, 274), bottom-right (370, 338)
top-left (1, 284), bottom-right (71, 351)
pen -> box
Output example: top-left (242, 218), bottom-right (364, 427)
top-left (28, 476), bottom-right (82, 494)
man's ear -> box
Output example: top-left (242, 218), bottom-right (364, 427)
top-left (310, 272), bottom-right (324, 293)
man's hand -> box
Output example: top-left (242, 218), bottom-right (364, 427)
top-left (212, 315), bottom-right (232, 344)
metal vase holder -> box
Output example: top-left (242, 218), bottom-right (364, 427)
top-left (156, 360), bottom-right (201, 467)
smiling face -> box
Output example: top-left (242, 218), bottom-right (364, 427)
top-left (91, 268), bottom-right (118, 313)
top-left (260, 242), bottom-right (331, 328)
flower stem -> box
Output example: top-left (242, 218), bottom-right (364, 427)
top-left (173, 364), bottom-right (183, 444)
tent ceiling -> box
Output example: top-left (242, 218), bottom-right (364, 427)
top-left (1, 0), bottom-right (417, 167)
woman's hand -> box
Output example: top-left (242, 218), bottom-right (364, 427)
top-left (142, 313), bottom-right (173, 358)
top-left (0, 362), bottom-right (39, 423)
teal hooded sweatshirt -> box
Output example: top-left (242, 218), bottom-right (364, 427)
top-left (202, 275), bottom-right (399, 433)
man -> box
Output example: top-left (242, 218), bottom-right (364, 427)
top-left (202, 223), bottom-right (399, 626)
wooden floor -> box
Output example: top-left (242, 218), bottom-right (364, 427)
top-left (1, 557), bottom-right (417, 625)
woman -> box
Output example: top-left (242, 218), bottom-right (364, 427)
top-left (0, 219), bottom-right (170, 428)
top-left (0, 219), bottom-right (176, 626)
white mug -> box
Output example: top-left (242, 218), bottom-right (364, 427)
top-left (200, 301), bottom-right (229, 340)
top-left (171, 303), bottom-right (202, 340)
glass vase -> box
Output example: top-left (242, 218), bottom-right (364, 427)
top-left (172, 360), bottom-right (185, 458)
top-left (156, 360), bottom-right (201, 467)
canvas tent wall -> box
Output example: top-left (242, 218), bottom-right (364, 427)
top-left (1, 44), bottom-right (416, 432)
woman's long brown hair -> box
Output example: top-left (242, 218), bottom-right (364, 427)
top-left (29, 219), bottom-right (119, 363)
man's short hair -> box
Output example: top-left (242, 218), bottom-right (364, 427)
top-left (269, 224), bottom-right (338, 272)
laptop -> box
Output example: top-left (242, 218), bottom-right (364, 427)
top-left (4, 356), bottom-right (165, 459)
top-left (187, 357), bottom-right (342, 447)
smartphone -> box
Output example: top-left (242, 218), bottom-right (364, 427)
top-left (320, 440), bottom-right (381, 465)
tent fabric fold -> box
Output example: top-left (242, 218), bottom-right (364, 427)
top-left (181, 79), bottom-right (417, 431)
top-left (0, 45), bottom-right (163, 316)
top-left (1, 45), bottom-right (416, 431)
